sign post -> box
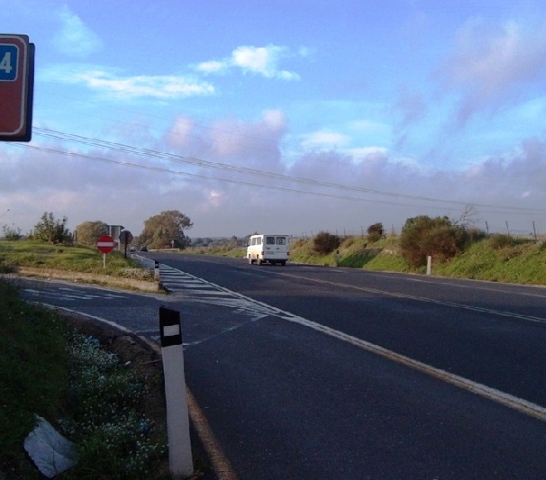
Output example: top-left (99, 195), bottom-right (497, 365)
top-left (119, 230), bottom-right (133, 258)
top-left (96, 235), bottom-right (115, 268)
top-left (0, 34), bottom-right (34, 142)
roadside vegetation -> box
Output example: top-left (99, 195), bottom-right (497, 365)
top-left (0, 212), bottom-right (174, 478)
top-left (286, 218), bottom-right (546, 286)
top-left (184, 217), bottom-right (546, 286)
top-left (0, 280), bottom-right (170, 479)
top-left (0, 240), bottom-right (148, 275)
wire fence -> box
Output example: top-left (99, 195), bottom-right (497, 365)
top-left (289, 219), bottom-right (545, 241)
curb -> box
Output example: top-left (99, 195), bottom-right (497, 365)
top-left (42, 304), bottom-right (238, 480)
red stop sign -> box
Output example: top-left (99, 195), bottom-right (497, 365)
top-left (96, 235), bottom-right (115, 254)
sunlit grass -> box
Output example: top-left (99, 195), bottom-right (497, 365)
top-left (0, 240), bottom-right (139, 272)
top-left (288, 235), bottom-right (546, 285)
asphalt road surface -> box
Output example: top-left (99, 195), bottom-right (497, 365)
top-left (18, 254), bottom-right (546, 479)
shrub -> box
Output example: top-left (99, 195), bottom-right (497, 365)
top-left (489, 234), bottom-right (518, 250)
top-left (400, 215), bottom-right (478, 268)
top-left (313, 231), bottom-right (341, 255)
top-left (367, 223), bottom-right (384, 243)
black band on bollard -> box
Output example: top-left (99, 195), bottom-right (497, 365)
top-left (159, 306), bottom-right (182, 347)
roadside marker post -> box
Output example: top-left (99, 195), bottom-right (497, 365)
top-left (159, 306), bottom-right (193, 478)
top-left (154, 260), bottom-right (160, 280)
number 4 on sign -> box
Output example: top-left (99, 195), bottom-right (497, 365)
top-left (0, 51), bottom-right (12, 74)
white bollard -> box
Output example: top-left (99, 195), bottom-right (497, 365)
top-left (426, 255), bottom-right (432, 275)
top-left (154, 260), bottom-right (160, 280)
top-left (159, 306), bottom-right (193, 478)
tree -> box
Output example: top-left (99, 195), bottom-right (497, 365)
top-left (2, 224), bottom-right (23, 240)
top-left (228, 236), bottom-right (239, 248)
top-left (367, 222), bottom-right (384, 243)
top-left (31, 212), bottom-right (72, 244)
top-left (453, 204), bottom-right (480, 228)
top-left (138, 210), bottom-right (193, 249)
top-left (75, 220), bottom-right (108, 246)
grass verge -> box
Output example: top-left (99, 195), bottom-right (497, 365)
top-left (0, 240), bottom-right (160, 292)
top-left (287, 235), bottom-right (546, 285)
top-left (0, 279), bottom-right (172, 479)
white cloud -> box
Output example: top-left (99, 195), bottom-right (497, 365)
top-left (196, 44), bottom-right (302, 80)
top-left (348, 146), bottom-right (389, 161)
top-left (438, 19), bottom-right (546, 125)
top-left (165, 110), bottom-right (286, 164)
top-left (262, 109), bottom-right (286, 130)
top-left (300, 130), bottom-right (350, 150)
top-left (53, 6), bottom-right (103, 57)
top-left (42, 65), bottom-right (215, 99)
top-left (196, 60), bottom-right (226, 74)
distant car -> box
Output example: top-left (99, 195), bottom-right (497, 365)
top-left (140, 245), bottom-right (148, 252)
top-left (129, 246), bottom-right (136, 253)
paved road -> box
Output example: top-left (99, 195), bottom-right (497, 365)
top-left (17, 255), bottom-right (546, 479)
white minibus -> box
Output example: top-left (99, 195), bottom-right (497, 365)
top-left (247, 234), bottom-right (289, 265)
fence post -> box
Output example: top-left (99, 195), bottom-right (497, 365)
top-left (426, 255), bottom-right (432, 275)
top-left (159, 306), bottom-right (193, 478)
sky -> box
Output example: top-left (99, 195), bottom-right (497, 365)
top-left (2, 0), bottom-right (546, 240)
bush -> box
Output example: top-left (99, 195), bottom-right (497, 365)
top-left (313, 231), bottom-right (341, 255)
top-left (367, 223), bottom-right (384, 243)
top-left (400, 215), bottom-right (478, 268)
top-left (489, 234), bottom-right (518, 250)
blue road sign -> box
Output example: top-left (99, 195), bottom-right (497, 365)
top-left (0, 44), bottom-right (19, 81)
top-left (0, 34), bottom-right (34, 141)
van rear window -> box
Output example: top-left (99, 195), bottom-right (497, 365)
top-left (276, 237), bottom-right (286, 245)
top-left (266, 236), bottom-right (275, 245)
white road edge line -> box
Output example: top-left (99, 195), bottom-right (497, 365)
top-left (172, 269), bottom-right (546, 422)
top-left (281, 311), bottom-right (546, 422)
top-left (39, 303), bottom-right (239, 480)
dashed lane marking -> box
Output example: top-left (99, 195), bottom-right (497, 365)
top-left (23, 287), bottom-right (128, 302)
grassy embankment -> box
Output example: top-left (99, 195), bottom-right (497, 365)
top-left (0, 240), bottom-right (159, 291)
top-left (0, 241), bottom-right (172, 479)
top-left (291, 234), bottom-right (546, 285)
top-left (190, 234), bottom-right (546, 286)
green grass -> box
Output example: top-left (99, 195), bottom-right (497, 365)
top-left (0, 280), bottom-right (170, 479)
top-left (432, 238), bottom-right (546, 284)
top-left (0, 240), bottom-right (145, 276)
top-left (0, 281), bottom-right (70, 478)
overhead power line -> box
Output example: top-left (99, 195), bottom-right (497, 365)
top-left (19, 127), bottom-right (546, 216)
